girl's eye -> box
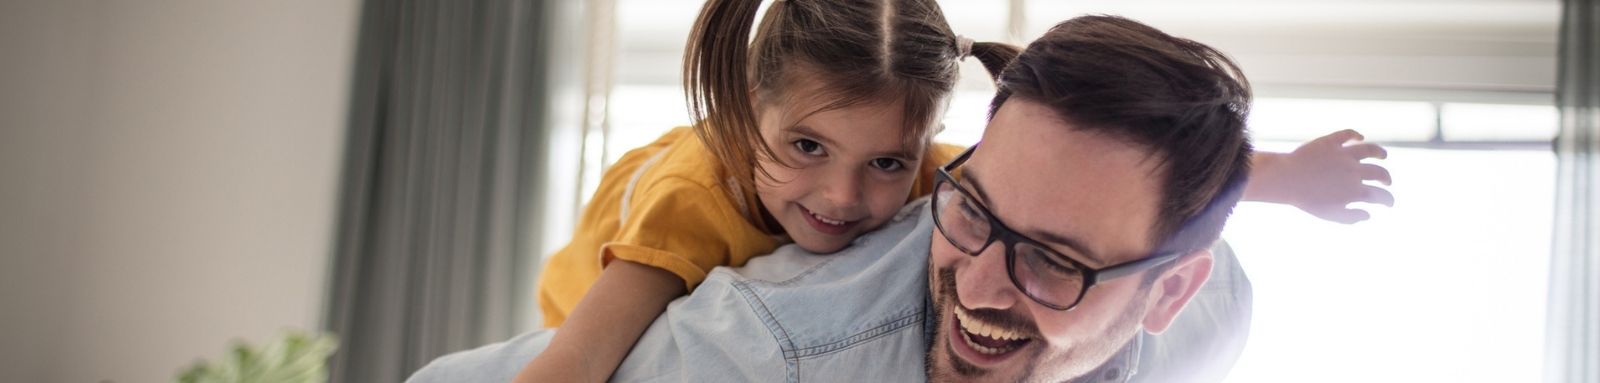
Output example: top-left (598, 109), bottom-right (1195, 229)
top-left (870, 158), bottom-right (905, 172)
top-left (793, 139), bottom-right (824, 156)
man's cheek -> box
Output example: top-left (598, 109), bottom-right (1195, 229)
top-left (929, 252), bottom-right (957, 280)
top-left (929, 233), bottom-right (963, 266)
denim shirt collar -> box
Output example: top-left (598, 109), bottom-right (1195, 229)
top-left (1074, 334), bottom-right (1142, 383)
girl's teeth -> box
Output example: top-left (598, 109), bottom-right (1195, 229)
top-left (810, 211), bottom-right (845, 225)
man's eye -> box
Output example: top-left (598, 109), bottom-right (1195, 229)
top-left (793, 139), bottom-right (824, 156)
top-left (870, 158), bottom-right (904, 172)
top-left (1026, 246), bottom-right (1080, 276)
top-left (959, 199), bottom-right (985, 222)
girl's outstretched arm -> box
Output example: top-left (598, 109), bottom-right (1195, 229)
top-left (513, 260), bottom-right (686, 383)
top-left (1244, 129), bottom-right (1395, 224)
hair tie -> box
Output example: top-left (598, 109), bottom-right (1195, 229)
top-left (955, 35), bottom-right (974, 59)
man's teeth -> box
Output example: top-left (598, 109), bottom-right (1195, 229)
top-left (809, 210), bottom-right (846, 226)
top-left (962, 331), bottom-right (1006, 355)
top-left (955, 306), bottom-right (1030, 342)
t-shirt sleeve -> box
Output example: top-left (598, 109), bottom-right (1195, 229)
top-left (601, 177), bottom-right (751, 290)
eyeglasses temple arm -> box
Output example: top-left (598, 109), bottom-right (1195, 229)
top-left (1088, 251), bottom-right (1185, 284)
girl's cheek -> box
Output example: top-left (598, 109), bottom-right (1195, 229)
top-left (755, 160), bottom-right (800, 189)
top-left (866, 180), bottom-right (914, 214)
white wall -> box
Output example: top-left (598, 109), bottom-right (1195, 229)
top-left (0, 1), bottom-right (359, 382)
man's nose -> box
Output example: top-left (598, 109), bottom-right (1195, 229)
top-left (955, 243), bottom-right (1023, 311)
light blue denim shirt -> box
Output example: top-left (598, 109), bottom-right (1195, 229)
top-left (407, 199), bottom-right (1251, 382)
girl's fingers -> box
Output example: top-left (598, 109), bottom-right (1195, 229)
top-left (1360, 163), bottom-right (1393, 186)
top-left (1313, 129), bottom-right (1364, 147)
top-left (1345, 142), bottom-right (1388, 160)
top-left (1357, 185), bottom-right (1396, 207)
top-left (1319, 208), bottom-right (1371, 224)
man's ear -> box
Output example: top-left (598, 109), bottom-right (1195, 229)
top-left (1141, 249), bottom-right (1213, 335)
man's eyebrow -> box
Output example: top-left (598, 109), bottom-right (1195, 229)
top-left (964, 167), bottom-right (1107, 265)
top-left (963, 167), bottom-right (995, 203)
top-left (1034, 229), bottom-right (1107, 266)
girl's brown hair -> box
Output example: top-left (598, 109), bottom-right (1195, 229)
top-left (683, 0), bottom-right (1019, 191)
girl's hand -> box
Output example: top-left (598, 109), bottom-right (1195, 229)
top-left (1246, 129), bottom-right (1394, 224)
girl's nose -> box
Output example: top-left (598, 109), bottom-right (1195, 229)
top-left (820, 169), bottom-right (865, 210)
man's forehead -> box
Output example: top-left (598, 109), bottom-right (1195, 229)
top-left (972, 99), bottom-right (1164, 264)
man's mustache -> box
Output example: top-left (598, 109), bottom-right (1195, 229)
top-left (936, 267), bottom-right (1042, 339)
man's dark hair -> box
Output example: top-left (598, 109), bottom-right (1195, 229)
top-left (988, 15), bottom-right (1254, 255)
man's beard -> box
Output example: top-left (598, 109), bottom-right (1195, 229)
top-left (926, 264), bottom-right (1150, 383)
top-left (928, 267), bottom-right (1010, 379)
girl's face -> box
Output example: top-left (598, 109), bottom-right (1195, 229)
top-left (753, 95), bottom-right (927, 254)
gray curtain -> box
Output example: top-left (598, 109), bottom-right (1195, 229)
top-left (1547, 0), bottom-right (1600, 382)
top-left (323, 0), bottom-right (560, 381)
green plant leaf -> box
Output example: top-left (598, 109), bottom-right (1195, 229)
top-left (174, 331), bottom-right (338, 383)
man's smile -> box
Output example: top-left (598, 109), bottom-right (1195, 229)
top-left (946, 303), bottom-right (1038, 367)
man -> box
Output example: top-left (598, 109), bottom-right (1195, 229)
top-left (414, 15), bottom-right (1256, 382)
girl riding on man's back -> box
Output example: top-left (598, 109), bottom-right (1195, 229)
top-left (516, 0), bottom-right (1395, 381)
top-left (517, 0), bottom-right (1013, 381)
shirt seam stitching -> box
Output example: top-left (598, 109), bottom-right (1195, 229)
top-left (790, 308), bottom-right (924, 359)
top-left (730, 279), bottom-right (801, 380)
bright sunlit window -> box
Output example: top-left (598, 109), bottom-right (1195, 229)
top-left (1223, 143), bottom-right (1554, 382)
top-left (593, 1), bottom-right (1561, 381)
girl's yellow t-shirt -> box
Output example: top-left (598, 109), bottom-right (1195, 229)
top-left (536, 126), bottom-right (962, 327)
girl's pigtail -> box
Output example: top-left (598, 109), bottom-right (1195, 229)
top-left (968, 41), bottom-right (1021, 84)
top-left (683, 0), bottom-right (771, 188)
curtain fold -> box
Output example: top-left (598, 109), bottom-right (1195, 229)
top-left (323, 0), bottom-right (558, 381)
top-left (1547, 0), bottom-right (1599, 382)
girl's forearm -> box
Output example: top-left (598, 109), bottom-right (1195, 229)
top-left (513, 260), bottom-right (687, 383)
top-left (1242, 151), bottom-right (1292, 204)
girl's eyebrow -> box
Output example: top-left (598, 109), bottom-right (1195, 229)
top-left (787, 124), bottom-right (916, 160)
top-left (786, 125), bottom-right (838, 148)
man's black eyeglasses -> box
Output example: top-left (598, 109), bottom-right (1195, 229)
top-left (930, 145), bottom-right (1184, 311)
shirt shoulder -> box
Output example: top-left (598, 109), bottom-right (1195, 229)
top-left (625, 126), bottom-right (769, 233)
top-left (614, 200), bottom-right (937, 382)
top-left (927, 142), bottom-right (966, 165)
top-left (910, 142), bottom-right (967, 199)
top-left (405, 330), bottom-right (556, 383)
top-left (604, 127), bottom-right (778, 286)
top-left (607, 170), bottom-right (778, 288)
top-left (633, 126), bottom-right (730, 193)
top-left (724, 200), bottom-right (937, 377)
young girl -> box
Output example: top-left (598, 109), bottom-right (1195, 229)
top-left (519, 0), bottom-right (1394, 381)
top-left (518, 0), bottom-right (1015, 381)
